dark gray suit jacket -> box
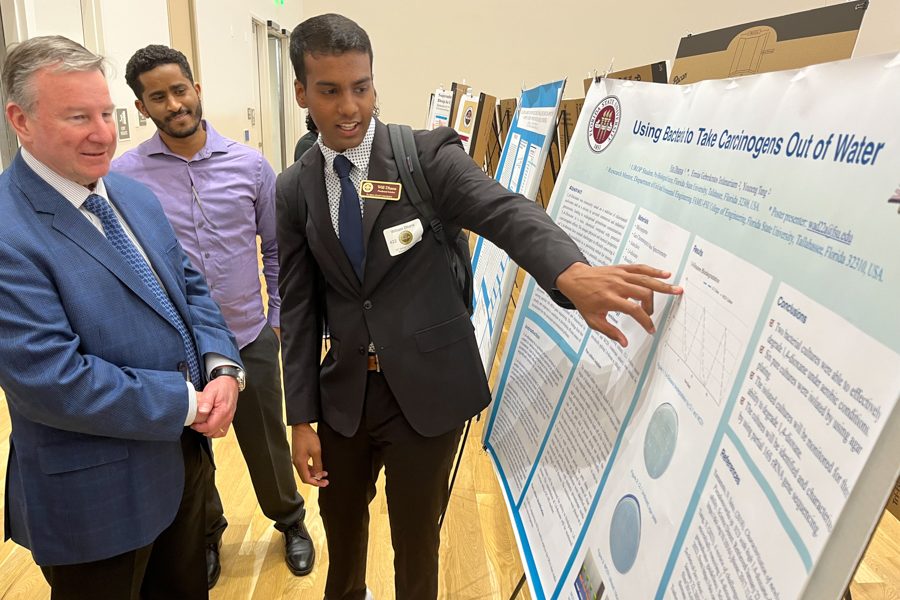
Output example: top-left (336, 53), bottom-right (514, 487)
top-left (276, 120), bottom-right (585, 437)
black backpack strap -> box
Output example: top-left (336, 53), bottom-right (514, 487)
top-left (398, 125), bottom-right (436, 209)
top-left (387, 124), bottom-right (475, 315)
top-left (387, 123), bottom-right (447, 245)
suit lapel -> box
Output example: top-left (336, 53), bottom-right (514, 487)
top-left (301, 148), bottom-right (361, 293)
top-left (302, 122), bottom-right (402, 294)
top-left (361, 121), bottom-right (395, 251)
top-left (362, 122), bottom-right (405, 293)
top-left (11, 157), bottom-right (176, 325)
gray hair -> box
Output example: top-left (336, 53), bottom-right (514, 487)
top-left (2, 35), bottom-right (106, 114)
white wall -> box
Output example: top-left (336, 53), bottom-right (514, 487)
top-left (22, 0), bottom-right (83, 43)
top-left (99, 0), bottom-right (170, 155)
top-left (0, 0), bottom-right (159, 155)
top-left (6, 0), bottom-right (898, 162)
top-left (193, 0), bottom-right (303, 150)
top-left (6, 0), bottom-right (305, 163)
top-left (853, 0), bottom-right (900, 56)
top-left (301, 0), bottom-right (900, 127)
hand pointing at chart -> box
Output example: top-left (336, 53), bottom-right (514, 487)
top-left (554, 261), bottom-right (683, 347)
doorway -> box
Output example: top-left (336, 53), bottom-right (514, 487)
top-left (0, 6), bottom-right (18, 169)
top-left (267, 29), bottom-right (287, 171)
top-left (166, 0), bottom-right (201, 81)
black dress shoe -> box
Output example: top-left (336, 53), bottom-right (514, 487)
top-left (206, 541), bottom-right (221, 590)
top-left (284, 521), bottom-right (315, 576)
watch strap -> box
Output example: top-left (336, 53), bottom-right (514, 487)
top-left (210, 365), bottom-right (245, 391)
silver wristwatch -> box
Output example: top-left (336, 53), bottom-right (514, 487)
top-left (210, 365), bottom-right (246, 392)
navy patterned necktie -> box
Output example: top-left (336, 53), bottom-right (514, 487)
top-left (333, 154), bottom-right (365, 280)
top-left (83, 194), bottom-right (202, 386)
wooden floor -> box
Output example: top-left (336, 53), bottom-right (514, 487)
top-left (0, 388), bottom-right (536, 599)
top-left (1, 397), bottom-right (897, 600)
top-left (0, 279), bottom-right (897, 598)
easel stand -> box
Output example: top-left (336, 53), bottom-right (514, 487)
top-left (510, 573), bottom-right (527, 600)
top-left (439, 415), bottom-right (474, 528)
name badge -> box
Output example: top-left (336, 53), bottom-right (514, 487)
top-left (383, 218), bottom-right (424, 256)
top-left (360, 180), bottom-right (402, 201)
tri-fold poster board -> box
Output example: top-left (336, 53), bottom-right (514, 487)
top-left (669, 2), bottom-right (867, 85)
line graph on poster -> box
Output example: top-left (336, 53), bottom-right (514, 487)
top-left (659, 262), bottom-right (753, 405)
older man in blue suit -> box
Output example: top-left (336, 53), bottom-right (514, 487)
top-left (0, 36), bottom-right (243, 599)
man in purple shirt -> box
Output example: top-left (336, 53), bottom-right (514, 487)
top-left (112, 45), bottom-right (314, 589)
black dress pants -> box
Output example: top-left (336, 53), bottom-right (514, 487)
top-left (205, 326), bottom-right (305, 541)
top-left (40, 430), bottom-right (208, 600)
top-left (318, 371), bottom-right (463, 600)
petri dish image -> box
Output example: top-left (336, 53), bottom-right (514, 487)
top-left (643, 402), bottom-right (679, 479)
top-left (609, 494), bottom-right (641, 574)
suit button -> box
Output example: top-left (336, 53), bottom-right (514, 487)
top-left (363, 300), bottom-right (372, 310)
top-left (358, 346), bottom-right (366, 355)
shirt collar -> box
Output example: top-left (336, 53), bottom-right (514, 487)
top-left (140, 120), bottom-right (228, 161)
top-left (21, 147), bottom-right (111, 210)
top-left (317, 117), bottom-right (376, 175)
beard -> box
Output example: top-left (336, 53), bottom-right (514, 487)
top-left (153, 102), bottom-right (203, 139)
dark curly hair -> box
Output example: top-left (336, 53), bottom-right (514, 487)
top-left (125, 44), bottom-right (194, 99)
top-left (289, 14), bottom-right (372, 85)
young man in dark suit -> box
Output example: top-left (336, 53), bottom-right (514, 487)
top-left (276, 14), bottom-right (682, 600)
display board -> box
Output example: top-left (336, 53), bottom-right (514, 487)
top-left (450, 89), bottom-right (499, 167)
top-left (498, 98), bottom-right (518, 145)
top-left (557, 98), bottom-right (585, 160)
top-left (425, 87), bottom-right (454, 129)
top-left (484, 104), bottom-right (504, 178)
top-left (470, 79), bottom-right (565, 376)
top-left (453, 91), bottom-right (481, 155)
top-left (583, 61), bottom-right (669, 94)
top-left (535, 131), bottom-right (560, 209)
top-left (447, 81), bottom-right (470, 132)
top-left (468, 91), bottom-right (499, 168)
top-left (483, 54), bottom-right (900, 600)
top-left (888, 478), bottom-right (900, 521)
top-left (669, 3), bottom-right (866, 85)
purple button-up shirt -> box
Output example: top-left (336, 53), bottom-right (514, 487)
top-left (113, 121), bottom-right (279, 349)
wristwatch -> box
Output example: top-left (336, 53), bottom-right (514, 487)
top-left (210, 365), bottom-right (246, 392)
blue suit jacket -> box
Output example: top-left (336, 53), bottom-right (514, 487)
top-left (0, 153), bottom-right (241, 566)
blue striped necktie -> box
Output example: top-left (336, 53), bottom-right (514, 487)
top-left (83, 193), bottom-right (202, 385)
top-left (333, 154), bottom-right (365, 280)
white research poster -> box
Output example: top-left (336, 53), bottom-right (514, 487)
top-left (426, 87), bottom-right (454, 130)
top-left (483, 54), bottom-right (900, 600)
top-left (471, 79), bottom-right (565, 375)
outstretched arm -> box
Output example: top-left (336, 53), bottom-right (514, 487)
top-left (555, 261), bottom-right (682, 346)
